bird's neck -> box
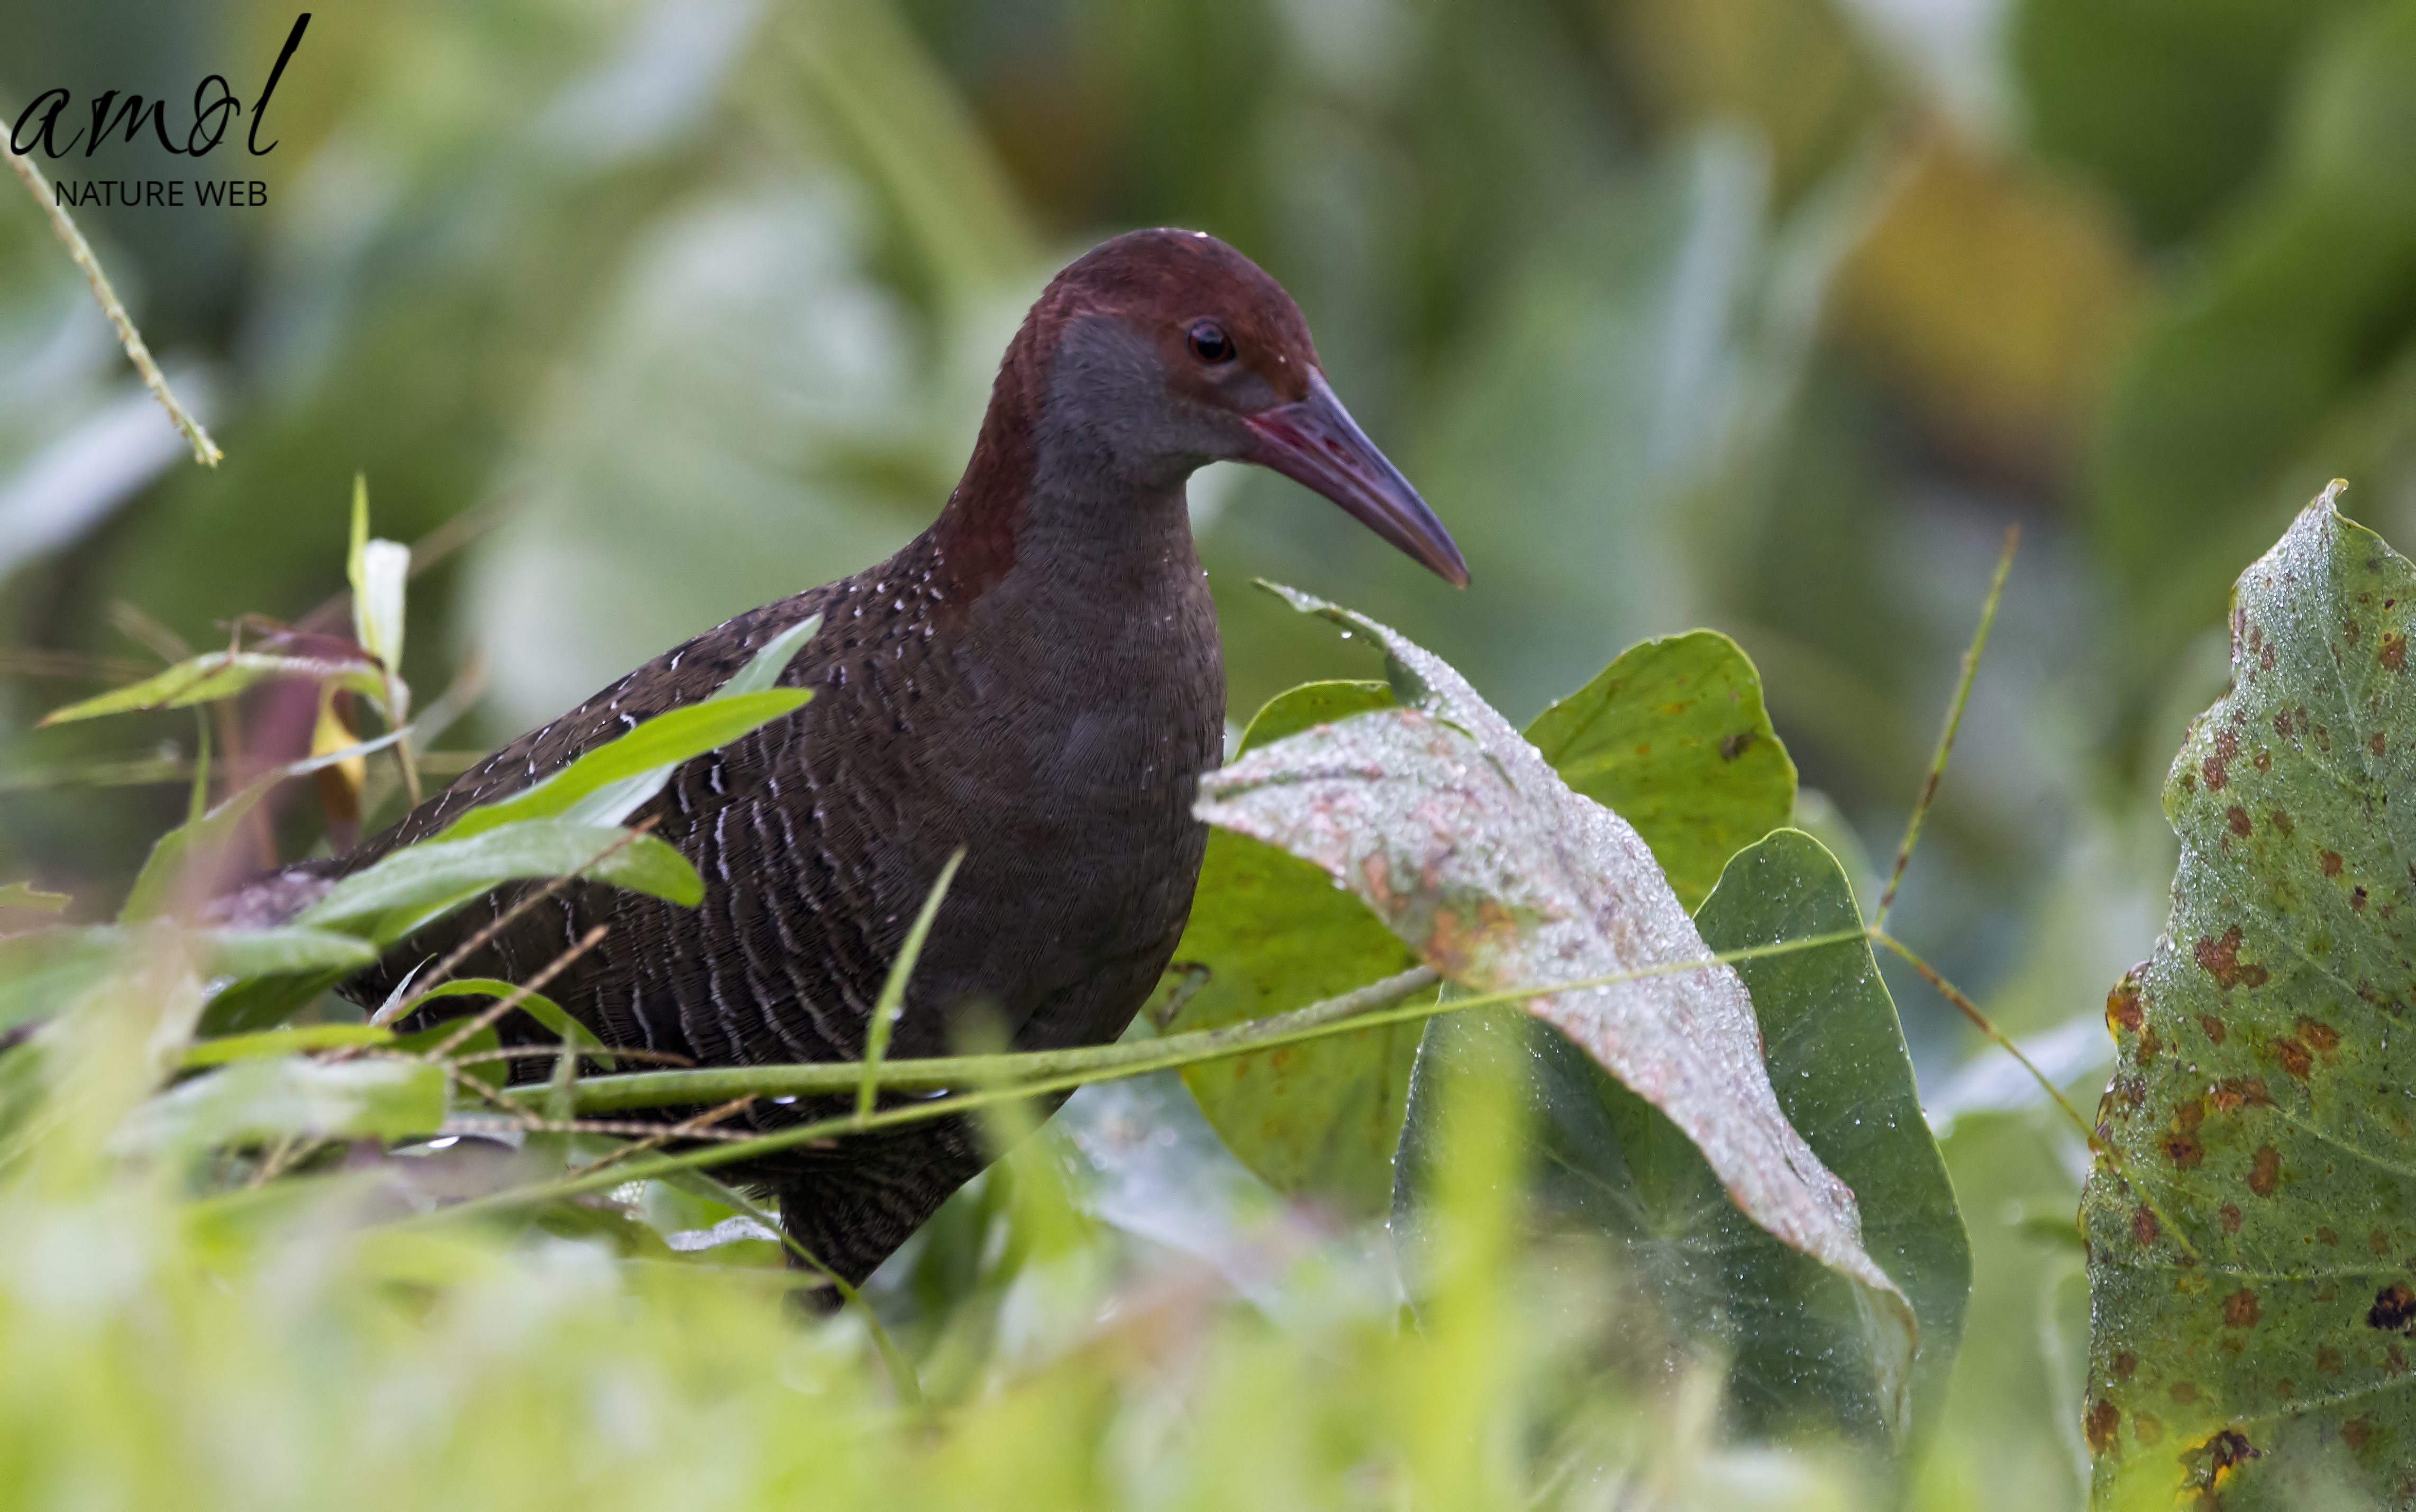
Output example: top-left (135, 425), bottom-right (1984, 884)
top-left (930, 351), bottom-right (1200, 607)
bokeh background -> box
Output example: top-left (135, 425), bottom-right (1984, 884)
top-left (10, 0), bottom-right (2416, 1504)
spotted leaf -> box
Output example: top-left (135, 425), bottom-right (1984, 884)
top-left (2083, 487), bottom-right (2416, 1503)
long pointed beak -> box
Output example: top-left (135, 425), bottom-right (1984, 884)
top-left (1243, 370), bottom-right (1469, 587)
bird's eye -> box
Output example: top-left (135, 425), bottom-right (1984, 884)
top-left (1187, 320), bottom-right (1235, 364)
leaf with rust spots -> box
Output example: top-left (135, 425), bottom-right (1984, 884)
top-left (1198, 589), bottom-right (1934, 1443)
top-left (1394, 830), bottom-right (1965, 1462)
top-left (2085, 489), bottom-right (2416, 1505)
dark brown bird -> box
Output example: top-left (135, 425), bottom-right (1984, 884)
top-left (324, 229), bottom-right (1465, 1288)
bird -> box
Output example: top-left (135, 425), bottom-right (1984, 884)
top-left (293, 228), bottom-right (1466, 1292)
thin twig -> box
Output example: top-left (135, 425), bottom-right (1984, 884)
top-left (448, 1045), bottom-right (693, 1068)
top-left (438, 1062), bottom-right (543, 1127)
top-left (1874, 525), bottom-right (2018, 928)
top-left (575, 961), bottom-right (1446, 1113)
top-left (395, 822), bottom-right (654, 1018)
top-left (556, 931), bottom-right (1853, 1119)
top-left (559, 1096), bottom-right (758, 1183)
top-left (423, 924), bottom-right (610, 1062)
top-left (5, 142), bottom-right (221, 465)
top-left (444, 1114), bottom-right (758, 1141)
top-left (1870, 927), bottom-right (2197, 1262)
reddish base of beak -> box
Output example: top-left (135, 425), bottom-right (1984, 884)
top-left (1245, 371), bottom-right (1468, 587)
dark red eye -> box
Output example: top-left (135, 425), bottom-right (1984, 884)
top-left (1187, 320), bottom-right (1235, 364)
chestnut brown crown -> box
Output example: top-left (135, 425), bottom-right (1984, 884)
top-left (967, 228), bottom-right (1466, 587)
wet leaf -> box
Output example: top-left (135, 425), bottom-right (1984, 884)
top-left (1174, 631), bottom-right (1794, 1215)
top-left (1195, 587), bottom-right (1916, 1427)
top-left (1167, 681), bottom-right (1428, 1218)
top-left (2083, 489), bottom-right (2416, 1502)
top-left (1526, 629), bottom-right (1796, 911)
top-left (1396, 830), bottom-right (1967, 1455)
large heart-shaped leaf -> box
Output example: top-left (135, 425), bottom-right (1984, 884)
top-left (2083, 490), bottom-right (2416, 1503)
top-left (1166, 681), bottom-right (1427, 1219)
top-left (1396, 830), bottom-right (1967, 1455)
top-left (1194, 586), bottom-right (1916, 1428)
top-left (1526, 630), bottom-right (1797, 912)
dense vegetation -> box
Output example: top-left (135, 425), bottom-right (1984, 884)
top-left (13, 0), bottom-right (2416, 1506)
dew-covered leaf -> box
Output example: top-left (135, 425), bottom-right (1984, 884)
top-left (1172, 631), bottom-right (1795, 1216)
top-left (1526, 630), bottom-right (1797, 911)
top-left (1166, 681), bottom-right (1427, 1218)
top-left (2082, 490), bottom-right (2416, 1502)
top-left (1195, 587), bottom-right (1916, 1426)
top-left (1396, 830), bottom-right (1967, 1455)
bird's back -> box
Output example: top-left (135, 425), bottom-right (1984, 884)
top-left (339, 510), bottom-right (1222, 1279)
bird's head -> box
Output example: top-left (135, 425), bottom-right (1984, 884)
top-left (999, 228), bottom-right (1466, 587)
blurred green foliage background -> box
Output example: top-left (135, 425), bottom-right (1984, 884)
top-left (10, 0), bottom-right (2416, 1505)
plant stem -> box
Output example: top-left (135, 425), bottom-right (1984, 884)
top-left (524, 927), bottom-right (1859, 1131)
top-left (1874, 525), bottom-right (2017, 928)
top-left (5, 141), bottom-right (222, 466)
top-left (1869, 927), bottom-right (2195, 1261)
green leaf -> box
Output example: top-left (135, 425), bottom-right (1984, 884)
top-left (2082, 490), bottom-right (2416, 1502)
top-left (295, 820), bottom-right (702, 943)
top-left (197, 927), bottom-right (381, 980)
top-left (114, 1055), bottom-right (444, 1151)
top-left (717, 614), bottom-right (823, 698)
top-left (433, 688), bottom-right (810, 844)
top-left (1525, 630), bottom-right (1797, 911)
top-left (0, 923), bottom-right (378, 1037)
top-left (180, 1023), bottom-right (395, 1068)
top-left (1197, 587), bottom-right (1917, 1427)
top-left (0, 928), bottom-right (122, 1033)
top-left (1396, 831), bottom-right (1968, 1457)
top-left (39, 651), bottom-right (387, 727)
top-left (413, 978), bottom-right (610, 1069)
top-left (0, 882), bottom-right (69, 914)
top-left (1167, 681), bottom-right (1427, 1220)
